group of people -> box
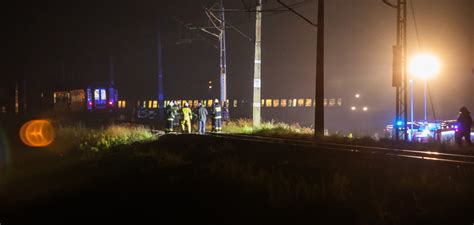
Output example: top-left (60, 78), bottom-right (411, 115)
top-left (164, 99), bottom-right (224, 134)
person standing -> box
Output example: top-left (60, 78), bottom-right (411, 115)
top-left (211, 99), bottom-right (222, 132)
top-left (164, 101), bottom-right (175, 133)
top-left (197, 103), bottom-right (208, 134)
top-left (456, 106), bottom-right (472, 146)
top-left (181, 102), bottom-right (193, 133)
top-left (172, 101), bottom-right (180, 130)
top-left (222, 101), bottom-right (230, 121)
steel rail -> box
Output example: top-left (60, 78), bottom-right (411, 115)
top-left (207, 133), bottom-right (474, 165)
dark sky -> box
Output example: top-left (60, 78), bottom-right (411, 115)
top-left (1, 0), bottom-right (473, 130)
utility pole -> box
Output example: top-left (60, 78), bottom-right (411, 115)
top-left (109, 56), bottom-right (117, 106)
top-left (315, 0), bottom-right (325, 135)
top-left (252, 0), bottom-right (262, 128)
top-left (219, 0), bottom-right (227, 104)
top-left (109, 56), bottom-right (115, 88)
top-left (188, 1), bottom-right (228, 103)
top-left (383, 0), bottom-right (408, 141)
top-left (180, 1), bottom-right (253, 108)
top-left (157, 29), bottom-right (164, 109)
top-left (277, 0), bottom-right (323, 135)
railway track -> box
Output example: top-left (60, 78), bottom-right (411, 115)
top-left (206, 132), bottom-right (474, 165)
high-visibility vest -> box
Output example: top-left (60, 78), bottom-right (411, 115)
top-left (182, 107), bottom-right (192, 121)
top-left (213, 104), bottom-right (222, 119)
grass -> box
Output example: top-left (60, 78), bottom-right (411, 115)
top-left (51, 123), bottom-right (156, 152)
top-left (0, 122), bottom-right (157, 189)
top-left (223, 119), bottom-right (313, 137)
top-left (2, 134), bottom-right (473, 224)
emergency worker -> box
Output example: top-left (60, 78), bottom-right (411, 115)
top-left (181, 102), bottom-right (193, 133)
top-left (172, 101), bottom-right (180, 129)
top-left (456, 106), bottom-right (472, 146)
top-left (197, 103), bottom-right (208, 134)
top-left (165, 101), bottom-right (175, 133)
top-left (211, 99), bottom-right (222, 132)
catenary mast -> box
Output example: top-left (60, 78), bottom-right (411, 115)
top-left (252, 0), bottom-right (262, 128)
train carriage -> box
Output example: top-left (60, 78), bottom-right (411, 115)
top-left (53, 86), bottom-right (118, 112)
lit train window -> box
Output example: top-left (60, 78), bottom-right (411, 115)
top-left (293, 99), bottom-right (297, 107)
top-left (280, 99), bottom-right (287, 107)
top-left (324, 98), bottom-right (328, 106)
top-left (261, 99), bottom-right (265, 107)
top-left (164, 100), bottom-right (169, 106)
top-left (233, 100), bottom-right (237, 108)
top-left (94, 90), bottom-right (100, 100)
top-left (297, 99), bottom-right (304, 107)
top-left (101, 89), bottom-right (106, 100)
top-left (273, 99), bottom-right (279, 107)
top-left (313, 99), bottom-right (316, 107)
top-left (148, 100), bottom-right (153, 108)
top-left (287, 99), bottom-right (292, 107)
top-left (329, 98), bottom-right (336, 106)
top-left (153, 101), bottom-right (158, 109)
top-left (337, 98), bottom-right (342, 106)
top-left (143, 101), bottom-right (147, 108)
top-left (122, 101), bottom-right (126, 108)
top-left (265, 99), bottom-right (272, 107)
top-left (305, 99), bottom-right (312, 107)
top-left (118, 101), bottom-right (122, 108)
top-left (207, 99), bottom-right (213, 107)
top-left (193, 100), bottom-right (198, 107)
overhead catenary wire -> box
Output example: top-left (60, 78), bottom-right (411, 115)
top-left (409, 0), bottom-right (422, 50)
top-left (216, 0), bottom-right (311, 27)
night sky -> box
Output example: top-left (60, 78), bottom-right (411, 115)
top-left (1, 0), bottom-right (472, 131)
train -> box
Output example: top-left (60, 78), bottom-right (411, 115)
top-left (48, 85), bottom-right (349, 130)
top-left (53, 86), bottom-right (118, 112)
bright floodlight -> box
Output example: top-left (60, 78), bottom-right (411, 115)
top-left (355, 94), bottom-right (360, 98)
top-left (409, 53), bottom-right (441, 79)
top-left (363, 107), bottom-right (368, 111)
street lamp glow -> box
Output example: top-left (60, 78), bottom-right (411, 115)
top-left (355, 94), bottom-right (360, 98)
top-left (408, 53), bottom-right (441, 79)
top-left (351, 106), bottom-right (356, 111)
top-left (409, 53), bottom-right (440, 122)
top-left (363, 107), bottom-right (368, 111)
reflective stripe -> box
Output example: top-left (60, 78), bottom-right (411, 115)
top-left (214, 116), bottom-right (222, 119)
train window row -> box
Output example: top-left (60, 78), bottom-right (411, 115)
top-left (117, 98), bottom-right (343, 109)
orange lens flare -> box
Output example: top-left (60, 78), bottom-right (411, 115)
top-left (19, 120), bottom-right (55, 147)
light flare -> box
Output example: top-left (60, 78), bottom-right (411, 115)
top-left (19, 120), bottom-right (55, 147)
top-left (409, 53), bottom-right (441, 79)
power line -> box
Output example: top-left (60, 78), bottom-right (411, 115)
top-left (409, 0), bottom-right (422, 50)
